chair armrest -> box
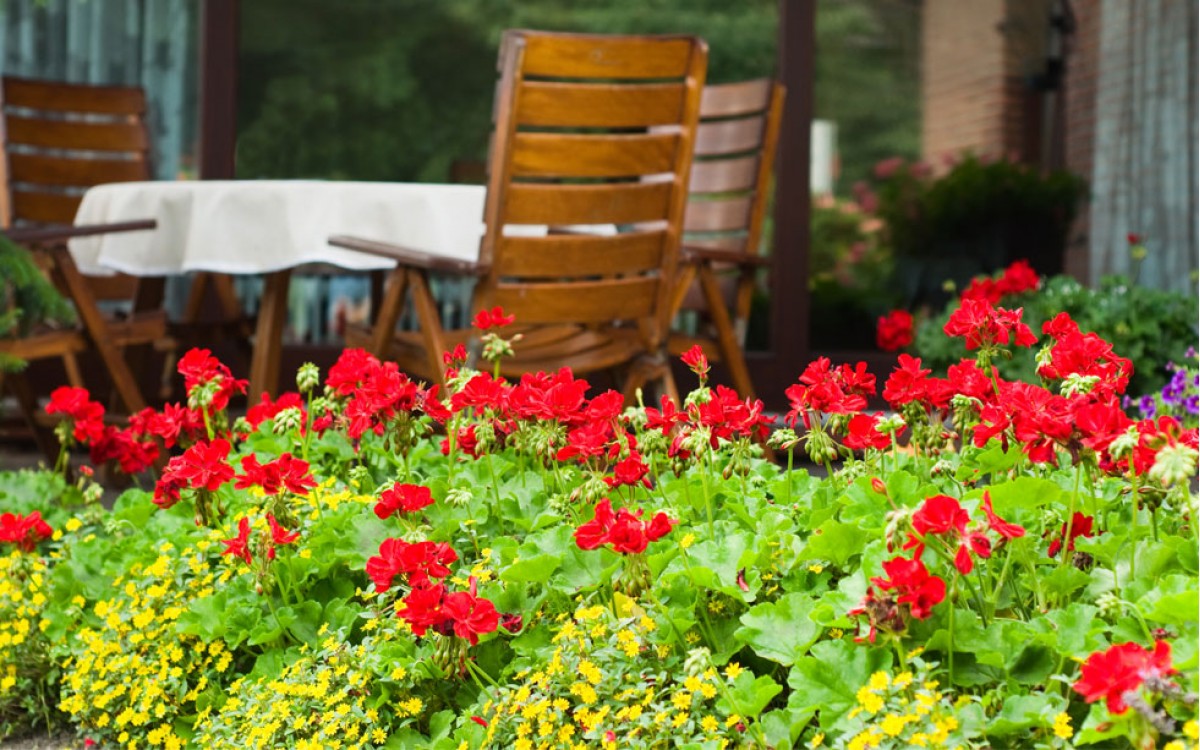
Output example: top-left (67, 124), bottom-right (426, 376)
top-left (681, 244), bottom-right (770, 268)
top-left (329, 234), bottom-right (488, 276)
top-left (4, 220), bottom-right (157, 246)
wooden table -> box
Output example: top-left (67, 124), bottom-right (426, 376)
top-left (70, 180), bottom-right (487, 398)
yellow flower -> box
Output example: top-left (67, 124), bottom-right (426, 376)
top-left (808, 563), bottom-right (824, 574)
top-left (724, 662), bottom-right (744, 681)
top-left (868, 671), bottom-right (889, 692)
top-left (680, 533), bottom-right (696, 549)
top-left (809, 732), bottom-right (825, 748)
top-left (1185, 720), bottom-right (1198, 741)
top-left (856, 686), bottom-right (885, 715)
top-left (1052, 712), bottom-right (1072, 739)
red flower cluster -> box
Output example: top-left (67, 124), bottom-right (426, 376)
top-left (0, 511), bottom-right (53, 552)
top-left (326, 349), bottom-right (450, 440)
top-left (245, 392), bottom-right (305, 433)
top-left (785, 358), bottom-right (876, 429)
top-left (154, 438), bottom-right (235, 510)
top-left (849, 555), bottom-right (946, 643)
top-left (904, 492), bottom-right (1023, 575)
top-left (574, 499), bottom-right (674, 555)
top-left (178, 348), bottom-right (247, 412)
top-left (398, 579), bottom-right (499, 645)
top-left (1073, 640), bottom-right (1177, 714)
top-left (680, 344), bottom-right (710, 380)
top-left (943, 298), bottom-right (1037, 351)
top-left (472, 306), bottom-right (516, 331)
top-left (374, 483), bottom-right (435, 519)
top-left (45, 386), bottom-right (106, 443)
top-left (220, 513), bottom-right (300, 565)
top-left (1046, 512), bottom-right (1095, 558)
top-left (235, 453), bottom-right (316, 496)
top-left (875, 309), bottom-right (914, 352)
top-left (844, 412), bottom-right (896, 451)
top-left (366, 538), bottom-right (458, 592)
top-left (959, 260), bottom-right (1041, 304)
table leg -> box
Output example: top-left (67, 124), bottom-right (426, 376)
top-left (248, 269), bottom-right (292, 400)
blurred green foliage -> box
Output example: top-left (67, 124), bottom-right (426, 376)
top-left (236, 0), bottom-right (919, 193)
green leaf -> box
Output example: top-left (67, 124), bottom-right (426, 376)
top-left (985, 694), bottom-right (1057, 736)
top-left (787, 640), bottom-right (892, 730)
top-left (719, 672), bottom-right (782, 720)
top-left (500, 553), bottom-right (560, 584)
top-left (1043, 604), bottom-right (1104, 657)
top-left (736, 594), bottom-right (821, 666)
top-left (799, 520), bottom-right (865, 567)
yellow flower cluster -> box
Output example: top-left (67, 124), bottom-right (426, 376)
top-left (0, 550), bottom-right (53, 737)
top-left (58, 542), bottom-right (231, 749)
top-left (192, 631), bottom-right (384, 750)
top-left (840, 667), bottom-right (967, 749)
top-left (475, 604), bottom-right (738, 750)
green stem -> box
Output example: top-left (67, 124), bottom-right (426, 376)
top-left (1057, 464), bottom-right (1084, 586)
top-left (947, 579), bottom-right (956, 686)
top-left (485, 452), bottom-right (502, 519)
top-left (785, 447), bottom-right (795, 506)
top-left (701, 451), bottom-right (714, 538)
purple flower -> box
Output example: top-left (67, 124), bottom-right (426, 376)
top-left (1137, 395), bottom-right (1157, 418)
top-left (1186, 395), bottom-right (1199, 416)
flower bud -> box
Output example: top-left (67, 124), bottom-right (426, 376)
top-left (296, 362), bottom-right (320, 393)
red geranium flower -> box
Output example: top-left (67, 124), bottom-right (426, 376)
top-left (876, 309), bottom-right (914, 352)
top-left (944, 299), bottom-right (1037, 351)
top-left (980, 491), bottom-right (1025, 541)
top-left (267, 514), bottom-right (300, 546)
top-left (172, 438), bottom-right (235, 492)
top-left (45, 386), bottom-right (106, 443)
top-left (1048, 512), bottom-right (1095, 557)
top-left (870, 555), bottom-right (946, 620)
top-left (0, 511), bottom-right (53, 552)
top-left (574, 499), bottom-right (673, 555)
top-left (844, 412), bottom-right (893, 451)
top-left (1073, 640), bottom-right (1177, 714)
top-left (472, 306), bottom-right (515, 330)
top-left (221, 517), bottom-right (253, 565)
top-left (680, 344), bottom-right (710, 380)
top-left (440, 586), bottom-right (500, 645)
top-left (236, 453), bottom-right (317, 496)
top-left (375, 484), bottom-right (435, 519)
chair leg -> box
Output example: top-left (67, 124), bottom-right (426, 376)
top-left (369, 268), bottom-right (409, 360)
top-left (62, 352), bottom-right (84, 388)
top-left (697, 264), bottom-right (757, 401)
top-left (4, 371), bottom-right (58, 466)
top-left (409, 270), bottom-right (448, 387)
top-left (622, 353), bottom-right (678, 407)
top-left (48, 247), bottom-right (146, 414)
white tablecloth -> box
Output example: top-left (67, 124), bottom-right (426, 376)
top-left (68, 180), bottom-right (487, 276)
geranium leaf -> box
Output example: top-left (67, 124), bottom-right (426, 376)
top-left (735, 593), bottom-right (821, 666)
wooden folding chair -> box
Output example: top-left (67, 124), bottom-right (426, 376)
top-left (667, 79), bottom-right (786, 401)
top-left (0, 77), bottom-right (164, 428)
top-left (331, 30), bottom-right (708, 401)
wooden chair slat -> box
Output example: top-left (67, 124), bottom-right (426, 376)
top-left (683, 197), bottom-right (753, 233)
top-left (488, 276), bottom-right (659, 324)
top-left (689, 155), bottom-right (759, 194)
top-left (520, 34), bottom-right (696, 79)
top-left (698, 79), bottom-right (774, 118)
top-left (11, 190), bottom-right (82, 225)
top-left (9, 152), bottom-right (147, 187)
top-left (511, 132), bottom-right (679, 178)
top-left (504, 182), bottom-right (673, 226)
top-left (84, 273), bottom-right (140, 302)
top-left (3, 77), bottom-right (146, 114)
top-left (682, 236), bottom-right (747, 253)
top-left (515, 82), bottom-right (686, 127)
top-left (494, 230), bottom-right (666, 278)
top-left (6, 115), bottom-right (149, 152)
top-left (694, 115), bottom-right (767, 157)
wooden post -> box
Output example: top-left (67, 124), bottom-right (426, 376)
top-left (755, 0), bottom-right (816, 405)
top-left (199, 0), bottom-right (239, 180)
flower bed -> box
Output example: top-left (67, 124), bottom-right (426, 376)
top-left (1, 306), bottom-right (1197, 749)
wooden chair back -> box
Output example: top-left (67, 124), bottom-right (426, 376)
top-left (476, 30), bottom-right (708, 350)
top-left (0, 76), bottom-right (153, 300)
top-left (680, 78), bottom-right (785, 313)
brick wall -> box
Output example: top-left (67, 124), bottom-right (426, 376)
top-left (921, 0), bottom-right (1012, 165)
